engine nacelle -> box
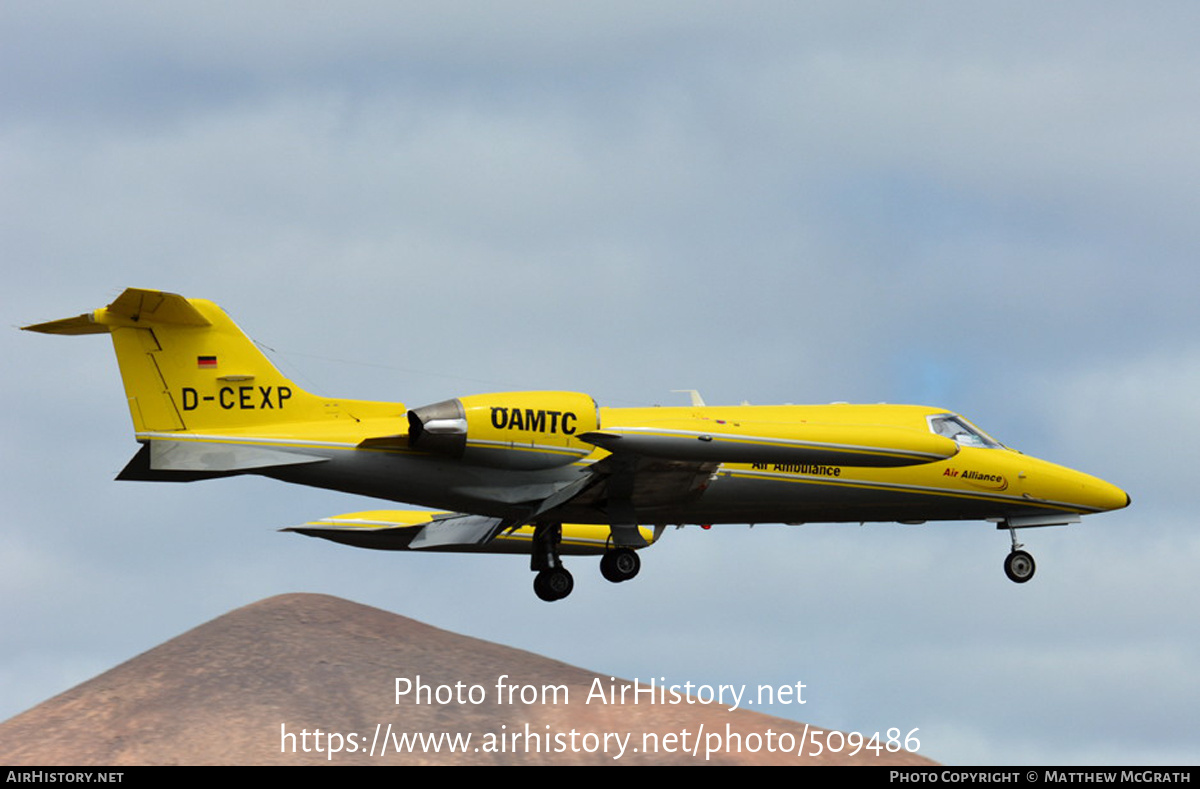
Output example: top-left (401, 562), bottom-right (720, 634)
top-left (407, 391), bottom-right (599, 469)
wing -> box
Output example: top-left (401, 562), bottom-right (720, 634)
top-left (284, 510), bottom-right (510, 550)
top-left (577, 420), bottom-right (958, 467)
top-left (537, 418), bottom-right (961, 545)
top-left (282, 510), bottom-right (658, 555)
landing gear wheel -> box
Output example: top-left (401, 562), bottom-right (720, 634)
top-left (600, 548), bottom-right (641, 583)
top-left (534, 568), bottom-right (575, 602)
top-left (530, 522), bottom-right (571, 601)
top-left (1004, 550), bottom-right (1036, 584)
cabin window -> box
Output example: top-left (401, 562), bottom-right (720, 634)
top-left (928, 414), bottom-right (1002, 449)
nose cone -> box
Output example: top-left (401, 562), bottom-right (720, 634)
top-left (1052, 465), bottom-right (1131, 513)
top-left (1084, 476), bottom-right (1131, 513)
top-left (1019, 454), bottom-right (1129, 514)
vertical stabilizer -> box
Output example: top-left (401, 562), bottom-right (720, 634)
top-left (23, 288), bottom-right (398, 434)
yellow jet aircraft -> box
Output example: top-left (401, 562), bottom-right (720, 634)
top-left (25, 288), bottom-right (1130, 601)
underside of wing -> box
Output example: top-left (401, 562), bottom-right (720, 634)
top-left (283, 510), bottom-right (658, 555)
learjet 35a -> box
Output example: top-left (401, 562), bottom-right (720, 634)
top-left (25, 288), bottom-right (1130, 601)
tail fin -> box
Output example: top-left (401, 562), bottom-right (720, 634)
top-left (24, 288), bottom-right (389, 433)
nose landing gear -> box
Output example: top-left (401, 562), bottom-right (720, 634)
top-left (1004, 548), bottom-right (1036, 583)
top-left (1003, 527), bottom-right (1036, 583)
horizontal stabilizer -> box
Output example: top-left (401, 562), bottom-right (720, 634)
top-left (22, 289), bottom-right (213, 335)
top-left (21, 313), bottom-right (110, 335)
top-left (104, 288), bottom-right (212, 326)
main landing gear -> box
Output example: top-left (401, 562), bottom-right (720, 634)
top-left (1003, 528), bottom-right (1036, 584)
top-left (600, 547), bottom-right (640, 583)
top-left (533, 567), bottom-right (574, 602)
top-left (531, 523), bottom-right (572, 602)
top-left (530, 523), bottom-right (643, 602)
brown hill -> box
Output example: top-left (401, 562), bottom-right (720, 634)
top-left (0, 593), bottom-right (934, 765)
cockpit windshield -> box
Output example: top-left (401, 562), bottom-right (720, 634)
top-left (928, 414), bottom-right (1003, 449)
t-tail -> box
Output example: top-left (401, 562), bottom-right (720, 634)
top-left (23, 288), bottom-right (405, 477)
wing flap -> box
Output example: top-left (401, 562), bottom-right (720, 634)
top-left (409, 513), bottom-right (511, 549)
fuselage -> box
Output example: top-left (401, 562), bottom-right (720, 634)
top-left (237, 402), bottom-right (1127, 528)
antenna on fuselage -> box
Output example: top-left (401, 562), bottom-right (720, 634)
top-left (671, 389), bottom-right (707, 407)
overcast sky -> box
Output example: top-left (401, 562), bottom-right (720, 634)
top-left (3, 2), bottom-right (1196, 766)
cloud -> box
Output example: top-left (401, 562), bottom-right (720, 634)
top-left (4, 3), bottom-right (1194, 766)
